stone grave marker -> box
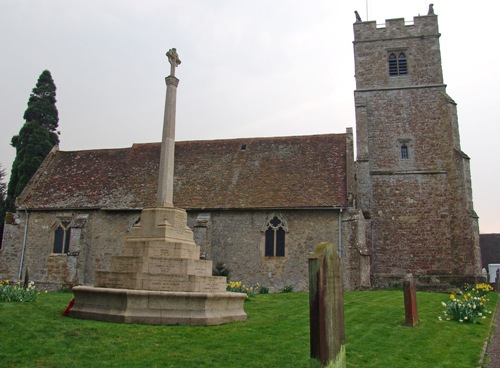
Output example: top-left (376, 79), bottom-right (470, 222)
top-left (309, 242), bottom-right (346, 368)
top-left (403, 273), bottom-right (418, 327)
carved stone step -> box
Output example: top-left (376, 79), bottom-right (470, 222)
top-left (109, 256), bottom-right (212, 276)
top-left (123, 240), bottom-right (200, 259)
top-left (95, 272), bottom-right (227, 293)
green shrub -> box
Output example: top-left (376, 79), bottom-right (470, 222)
top-left (282, 285), bottom-right (293, 293)
top-left (58, 285), bottom-right (73, 293)
top-left (212, 261), bottom-right (230, 277)
top-left (258, 285), bottom-right (269, 294)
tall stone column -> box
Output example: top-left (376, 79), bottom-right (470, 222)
top-left (157, 48), bottom-right (181, 207)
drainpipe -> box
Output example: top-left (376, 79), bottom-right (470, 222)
top-left (338, 208), bottom-right (343, 257)
top-left (18, 208), bottom-right (29, 281)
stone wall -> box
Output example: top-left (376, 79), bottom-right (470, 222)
top-left (188, 209), bottom-right (343, 292)
top-left (1, 208), bottom-right (369, 291)
top-left (0, 214), bottom-right (23, 281)
top-left (0, 210), bottom-right (137, 290)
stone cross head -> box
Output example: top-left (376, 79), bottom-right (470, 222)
top-left (167, 48), bottom-right (181, 76)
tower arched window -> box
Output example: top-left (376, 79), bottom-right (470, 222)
top-left (389, 52), bottom-right (408, 76)
top-left (263, 214), bottom-right (288, 257)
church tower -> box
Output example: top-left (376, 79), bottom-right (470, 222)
top-left (353, 11), bottom-right (481, 286)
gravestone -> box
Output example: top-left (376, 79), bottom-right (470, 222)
top-left (309, 242), bottom-right (346, 368)
top-left (403, 273), bottom-right (418, 327)
top-left (68, 49), bottom-right (247, 325)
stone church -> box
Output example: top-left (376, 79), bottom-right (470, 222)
top-left (0, 10), bottom-right (481, 291)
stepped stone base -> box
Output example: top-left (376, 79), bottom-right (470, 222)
top-left (68, 206), bottom-right (247, 325)
top-left (68, 286), bottom-right (247, 325)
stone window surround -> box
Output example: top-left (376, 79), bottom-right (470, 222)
top-left (51, 217), bottom-right (73, 254)
top-left (50, 213), bottom-right (88, 256)
top-left (401, 143), bottom-right (409, 159)
top-left (261, 212), bottom-right (289, 258)
top-left (397, 138), bottom-right (415, 166)
top-left (388, 48), bottom-right (408, 77)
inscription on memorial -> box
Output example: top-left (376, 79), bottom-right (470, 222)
top-left (149, 259), bottom-right (180, 274)
top-left (148, 279), bottom-right (183, 291)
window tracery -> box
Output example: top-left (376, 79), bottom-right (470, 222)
top-left (262, 213), bottom-right (288, 257)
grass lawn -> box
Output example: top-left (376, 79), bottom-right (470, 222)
top-left (0, 290), bottom-right (496, 367)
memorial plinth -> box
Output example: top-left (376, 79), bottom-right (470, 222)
top-left (69, 207), bottom-right (247, 325)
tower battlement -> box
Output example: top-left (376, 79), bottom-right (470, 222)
top-left (354, 15), bottom-right (439, 43)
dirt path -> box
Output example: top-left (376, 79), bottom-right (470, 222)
top-left (484, 298), bottom-right (500, 367)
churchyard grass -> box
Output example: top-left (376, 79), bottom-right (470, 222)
top-left (0, 290), bottom-right (496, 367)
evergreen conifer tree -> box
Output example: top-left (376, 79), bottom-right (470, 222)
top-left (23, 70), bottom-right (60, 136)
top-left (6, 70), bottom-right (59, 212)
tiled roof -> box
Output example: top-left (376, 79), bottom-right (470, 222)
top-left (18, 134), bottom-right (349, 210)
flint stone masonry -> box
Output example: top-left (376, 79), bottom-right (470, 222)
top-left (0, 207), bottom-right (370, 292)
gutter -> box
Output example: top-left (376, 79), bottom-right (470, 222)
top-left (18, 208), bottom-right (29, 281)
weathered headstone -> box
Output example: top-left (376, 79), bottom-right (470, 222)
top-left (403, 273), bottom-right (418, 327)
top-left (309, 242), bottom-right (346, 368)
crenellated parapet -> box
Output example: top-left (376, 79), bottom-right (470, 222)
top-left (353, 15), bottom-right (439, 43)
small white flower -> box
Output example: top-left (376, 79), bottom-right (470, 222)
top-left (459, 319), bottom-right (464, 322)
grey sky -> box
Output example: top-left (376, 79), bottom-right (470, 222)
top-left (1, 0), bottom-right (499, 233)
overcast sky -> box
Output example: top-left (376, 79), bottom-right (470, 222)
top-left (1, 0), bottom-right (499, 233)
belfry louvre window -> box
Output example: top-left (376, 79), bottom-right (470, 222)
top-left (53, 221), bottom-right (71, 254)
top-left (265, 216), bottom-right (286, 257)
top-left (389, 52), bottom-right (408, 76)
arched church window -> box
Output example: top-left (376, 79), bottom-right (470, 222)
top-left (264, 214), bottom-right (287, 257)
top-left (53, 221), bottom-right (71, 254)
top-left (389, 52), bottom-right (408, 76)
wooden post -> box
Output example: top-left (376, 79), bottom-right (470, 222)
top-left (309, 242), bottom-right (346, 368)
top-left (403, 273), bottom-right (418, 327)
